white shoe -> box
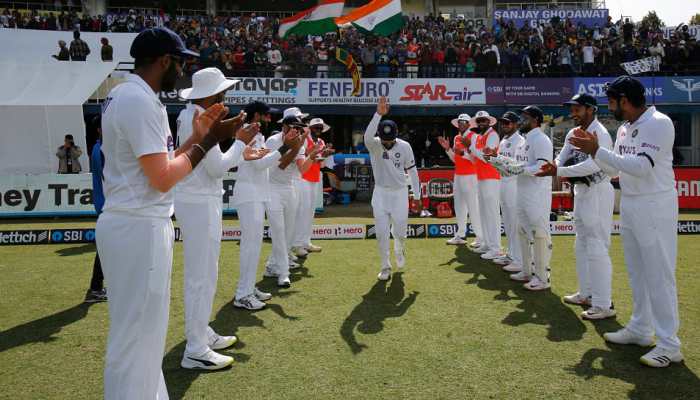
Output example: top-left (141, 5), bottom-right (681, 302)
top-left (395, 248), bottom-right (406, 269)
top-left (289, 253), bottom-right (298, 262)
top-left (563, 292), bottom-right (592, 306)
top-left (640, 347), bottom-right (684, 368)
top-left (263, 266), bottom-right (279, 278)
top-left (277, 275), bottom-right (291, 288)
top-left (292, 246), bottom-right (309, 257)
top-left (305, 243), bottom-right (322, 253)
top-left (234, 294), bottom-right (266, 310)
top-left (377, 268), bottom-right (391, 281)
top-left (492, 256), bottom-right (512, 265)
top-left (581, 306), bottom-right (616, 320)
top-left (288, 258), bottom-right (300, 269)
top-left (472, 245), bottom-right (489, 254)
top-left (603, 328), bottom-right (654, 347)
top-left (469, 240), bottom-right (482, 248)
top-left (523, 276), bottom-right (550, 291)
top-left (209, 334), bottom-right (237, 350)
top-left (181, 349), bottom-right (234, 370)
top-left (446, 236), bottom-right (467, 245)
top-left (502, 263), bottom-right (522, 273)
top-left (510, 271), bottom-right (531, 282)
top-left (254, 287), bottom-right (272, 302)
top-left (481, 251), bottom-right (503, 260)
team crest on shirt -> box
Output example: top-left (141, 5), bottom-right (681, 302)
top-left (395, 153), bottom-right (401, 158)
top-left (631, 129), bottom-right (638, 138)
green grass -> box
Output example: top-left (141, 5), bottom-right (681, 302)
top-left (1, 217), bottom-right (699, 399)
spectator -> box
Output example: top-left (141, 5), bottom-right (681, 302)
top-left (100, 37), bottom-right (113, 61)
top-left (360, 44), bottom-right (377, 77)
top-left (69, 30), bottom-right (90, 61)
top-left (582, 40), bottom-right (597, 75)
top-left (52, 40), bottom-right (70, 61)
top-left (56, 134), bottom-right (82, 174)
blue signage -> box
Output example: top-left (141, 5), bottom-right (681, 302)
top-left (571, 77), bottom-right (700, 105)
top-left (493, 9), bottom-right (609, 29)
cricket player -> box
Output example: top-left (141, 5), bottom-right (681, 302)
top-left (467, 111), bottom-right (503, 260)
top-left (364, 97), bottom-right (422, 281)
top-left (569, 76), bottom-right (682, 367)
top-left (536, 93), bottom-right (616, 320)
top-left (96, 27), bottom-right (231, 399)
top-left (437, 113), bottom-right (483, 246)
top-left (86, 115), bottom-right (106, 303)
top-left (485, 106), bottom-right (553, 291)
top-left (233, 110), bottom-right (304, 310)
top-left (292, 114), bottom-right (335, 257)
top-left (264, 115), bottom-right (323, 287)
top-left (174, 68), bottom-right (268, 370)
top-left (493, 112), bottom-right (524, 272)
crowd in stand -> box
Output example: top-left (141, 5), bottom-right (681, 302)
top-left (3, 7), bottom-right (700, 77)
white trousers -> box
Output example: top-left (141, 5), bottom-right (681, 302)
top-left (478, 179), bottom-right (501, 253)
top-left (293, 179), bottom-right (319, 248)
top-left (518, 194), bottom-right (552, 282)
top-left (235, 201), bottom-right (266, 300)
top-left (371, 186), bottom-right (409, 269)
top-left (500, 178), bottom-right (521, 267)
top-left (572, 181), bottom-right (615, 309)
top-left (96, 211), bottom-right (173, 400)
top-left (620, 190), bottom-right (680, 352)
top-left (453, 174), bottom-right (482, 240)
top-left (265, 184), bottom-right (298, 276)
top-left (175, 197), bottom-right (222, 355)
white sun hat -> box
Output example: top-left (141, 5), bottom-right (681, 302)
top-left (469, 110), bottom-right (497, 127)
top-left (180, 67), bottom-right (239, 100)
top-left (277, 107), bottom-right (309, 123)
top-left (308, 117), bottom-right (331, 132)
top-left (451, 113), bottom-right (471, 128)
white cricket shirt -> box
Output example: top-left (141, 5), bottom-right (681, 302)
top-left (594, 106), bottom-right (676, 196)
top-left (231, 132), bottom-right (281, 206)
top-left (101, 74), bottom-right (175, 218)
top-left (498, 131), bottom-right (524, 183)
top-left (516, 127), bottom-right (553, 202)
top-left (266, 131), bottom-right (305, 186)
top-left (556, 118), bottom-right (612, 184)
top-left (175, 103), bottom-right (246, 200)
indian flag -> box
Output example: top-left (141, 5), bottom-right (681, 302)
top-left (278, 0), bottom-right (345, 39)
top-left (335, 0), bottom-right (403, 36)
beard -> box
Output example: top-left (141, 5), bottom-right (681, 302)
top-left (518, 123), bottom-right (532, 133)
top-left (161, 61), bottom-right (179, 92)
top-left (613, 107), bottom-right (625, 121)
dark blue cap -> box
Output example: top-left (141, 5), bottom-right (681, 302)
top-left (518, 105), bottom-right (544, 124)
top-left (564, 93), bottom-right (598, 108)
top-left (243, 100), bottom-right (280, 116)
top-left (130, 27), bottom-right (199, 59)
top-left (604, 75), bottom-right (645, 101)
top-left (499, 111), bottom-right (520, 123)
top-left (378, 120), bottom-right (398, 140)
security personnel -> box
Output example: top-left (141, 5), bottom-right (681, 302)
top-left (438, 113), bottom-right (483, 246)
top-left (569, 76), bottom-right (683, 368)
top-left (96, 28), bottom-right (229, 399)
top-left (364, 97), bottom-right (422, 281)
top-left (537, 93), bottom-right (616, 320)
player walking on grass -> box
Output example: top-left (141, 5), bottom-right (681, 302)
top-left (364, 97), bottom-right (422, 281)
top-left (174, 68), bottom-right (267, 370)
top-left (438, 113), bottom-right (483, 247)
top-left (96, 27), bottom-right (231, 399)
top-left (568, 76), bottom-right (683, 368)
top-left (536, 93), bottom-right (616, 320)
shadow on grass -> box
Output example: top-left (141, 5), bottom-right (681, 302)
top-left (340, 273), bottom-right (419, 354)
top-left (450, 245), bottom-right (587, 343)
top-left (0, 302), bottom-right (94, 353)
top-left (54, 243), bottom-right (96, 256)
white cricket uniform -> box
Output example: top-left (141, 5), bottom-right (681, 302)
top-left (469, 128), bottom-right (502, 255)
top-left (498, 132), bottom-right (525, 267)
top-left (265, 131), bottom-right (305, 276)
top-left (593, 106), bottom-right (680, 352)
top-left (556, 119), bottom-right (614, 309)
top-left (364, 113), bottom-right (421, 269)
top-left (174, 103), bottom-right (247, 356)
top-left (232, 133), bottom-right (282, 300)
top-left (292, 136), bottom-right (334, 249)
top-left (446, 131), bottom-right (482, 240)
top-left (515, 127), bottom-right (553, 283)
top-left (97, 74), bottom-right (173, 400)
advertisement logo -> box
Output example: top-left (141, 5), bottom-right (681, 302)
top-left (400, 83), bottom-right (482, 102)
top-left (677, 221), bottom-right (700, 234)
top-left (231, 78), bottom-right (298, 96)
top-left (49, 229), bottom-right (95, 243)
top-left (427, 224), bottom-right (458, 238)
top-left (0, 230), bottom-right (49, 245)
top-left (671, 78), bottom-right (700, 102)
